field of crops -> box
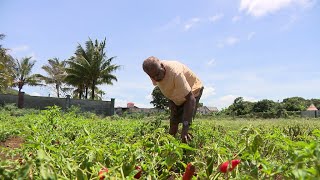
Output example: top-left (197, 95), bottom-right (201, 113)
top-left (1, 106), bottom-right (320, 179)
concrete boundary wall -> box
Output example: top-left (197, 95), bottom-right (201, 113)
top-left (301, 110), bottom-right (320, 118)
top-left (0, 94), bottom-right (115, 116)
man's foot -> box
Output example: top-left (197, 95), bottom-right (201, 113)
top-left (181, 127), bottom-right (193, 143)
top-left (169, 123), bottom-right (178, 136)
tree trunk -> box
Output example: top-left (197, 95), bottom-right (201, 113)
top-left (18, 80), bottom-right (23, 93)
top-left (85, 87), bottom-right (88, 99)
top-left (78, 90), bottom-right (82, 99)
top-left (91, 82), bottom-right (95, 100)
top-left (56, 84), bottom-right (60, 98)
top-left (18, 92), bottom-right (24, 108)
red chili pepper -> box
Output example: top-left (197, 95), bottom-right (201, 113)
top-left (219, 159), bottom-right (240, 173)
top-left (134, 166), bottom-right (142, 179)
top-left (98, 167), bottom-right (108, 180)
top-left (182, 163), bottom-right (195, 180)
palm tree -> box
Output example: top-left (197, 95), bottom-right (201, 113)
top-left (65, 56), bottom-right (90, 99)
top-left (13, 57), bottom-right (42, 93)
top-left (65, 38), bottom-right (120, 100)
top-left (0, 56), bottom-right (15, 92)
top-left (36, 58), bottom-right (67, 97)
top-left (0, 34), bottom-right (5, 50)
top-left (0, 34), bottom-right (16, 92)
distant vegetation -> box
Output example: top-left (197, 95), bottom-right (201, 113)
top-left (0, 34), bottom-right (120, 100)
top-left (151, 86), bottom-right (319, 118)
top-left (1, 106), bottom-right (320, 179)
top-left (221, 96), bottom-right (320, 118)
top-left (1, 33), bottom-right (319, 118)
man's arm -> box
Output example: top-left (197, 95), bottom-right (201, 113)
top-left (181, 91), bottom-right (196, 143)
top-left (183, 91), bottom-right (196, 125)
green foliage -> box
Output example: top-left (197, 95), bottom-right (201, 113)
top-left (0, 103), bottom-right (40, 116)
top-left (310, 98), bottom-right (320, 109)
top-left (35, 58), bottom-right (67, 98)
top-left (12, 57), bottom-right (43, 93)
top-left (65, 38), bottom-right (120, 100)
top-left (0, 34), bottom-right (16, 92)
top-left (226, 97), bottom-right (253, 116)
top-left (225, 96), bottom-right (317, 119)
top-left (252, 99), bottom-right (277, 113)
top-left (283, 97), bottom-right (308, 111)
top-left (1, 108), bottom-right (320, 179)
top-left (150, 86), bottom-right (169, 109)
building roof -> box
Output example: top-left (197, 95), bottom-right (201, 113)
top-left (207, 107), bottom-right (219, 111)
top-left (307, 104), bottom-right (318, 111)
top-left (197, 106), bottom-right (219, 112)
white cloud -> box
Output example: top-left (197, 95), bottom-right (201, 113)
top-left (10, 45), bottom-right (29, 54)
top-left (156, 16), bottom-right (181, 31)
top-left (218, 95), bottom-right (238, 107)
top-left (135, 102), bottom-right (153, 108)
top-left (145, 94), bottom-right (152, 101)
top-left (30, 92), bottom-right (41, 96)
top-left (247, 32), bottom-right (256, 40)
top-left (209, 13), bottom-right (224, 22)
top-left (280, 14), bottom-right (298, 31)
top-left (226, 37), bottom-right (239, 45)
top-left (9, 45), bottom-right (37, 61)
top-left (207, 59), bottom-right (216, 66)
top-left (208, 95), bottom-right (258, 109)
top-left (114, 98), bottom-right (130, 108)
top-left (218, 36), bottom-right (240, 48)
top-left (232, 15), bottom-right (242, 22)
top-left (28, 52), bottom-right (37, 60)
top-left (202, 86), bottom-right (216, 100)
top-left (184, 18), bottom-right (201, 31)
top-left (239, 0), bottom-right (315, 17)
top-left (114, 98), bottom-right (152, 108)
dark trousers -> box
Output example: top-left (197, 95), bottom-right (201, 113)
top-left (169, 87), bottom-right (204, 135)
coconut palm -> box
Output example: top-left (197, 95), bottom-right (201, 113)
top-left (65, 56), bottom-right (89, 99)
top-left (65, 38), bottom-right (120, 100)
top-left (36, 58), bottom-right (67, 97)
top-left (13, 57), bottom-right (42, 93)
top-left (0, 34), bottom-right (16, 92)
top-left (0, 57), bottom-right (15, 92)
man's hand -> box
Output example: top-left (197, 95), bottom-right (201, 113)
top-left (181, 124), bottom-right (193, 143)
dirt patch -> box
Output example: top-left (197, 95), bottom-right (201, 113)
top-left (0, 136), bottom-right (24, 160)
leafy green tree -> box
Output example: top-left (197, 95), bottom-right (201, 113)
top-left (65, 38), bottom-right (120, 100)
top-left (150, 86), bottom-right (169, 109)
top-left (198, 102), bottom-right (203, 108)
top-left (227, 97), bottom-right (253, 116)
top-left (36, 58), bottom-right (67, 98)
top-left (282, 97), bottom-right (307, 111)
top-left (13, 57), bottom-right (42, 93)
top-left (252, 99), bottom-right (278, 113)
top-left (0, 34), bottom-right (5, 50)
top-left (90, 87), bottom-right (105, 100)
top-left (0, 34), bottom-right (15, 92)
top-left (309, 98), bottom-right (320, 110)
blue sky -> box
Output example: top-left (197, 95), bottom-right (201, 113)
top-left (1, 0), bottom-right (320, 109)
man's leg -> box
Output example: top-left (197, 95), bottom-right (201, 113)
top-left (169, 100), bottom-right (179, 136)
top-left (192, 87), bottom-right (204, 120)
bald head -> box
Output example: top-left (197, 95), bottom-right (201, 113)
top-left (142, 56), bottom-right (161, 73)
top-left (142, 56), bottom-right (166, 82)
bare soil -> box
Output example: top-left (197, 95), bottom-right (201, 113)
top-left (0, 136), bottom-right (24, 161)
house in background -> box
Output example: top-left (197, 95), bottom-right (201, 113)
top-left (115, 102), bottom-right (164, 115)
top-left (197, 106), bottom-right (219, 115)
top-left (115, 102), bottom-right (218, 116)
top-left (307, 104), bottom-right (318, 111)
top-left (301, 104), bottom-right (319, 118)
